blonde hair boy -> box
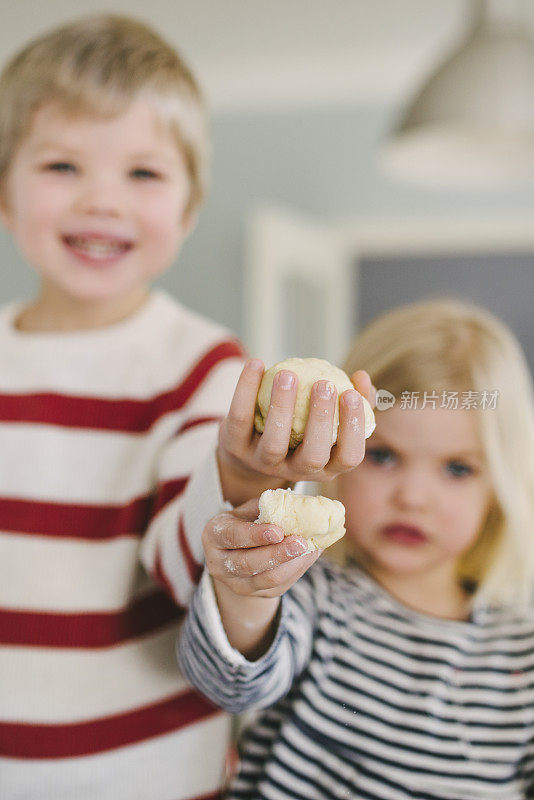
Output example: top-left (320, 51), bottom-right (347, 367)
top-left (0, 14), bottom-right (369, 798)
top-left (0, 14), bottom-right (238, 799)
top-left (343, 298), bottom-right (534, 608)
top-left (0, 13), bottom-right (209, 213)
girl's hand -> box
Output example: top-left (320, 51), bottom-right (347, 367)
top-left (218, 360), bottom-right (375, 506)
top-left (203, 499), bottom-right (321, 658)
top-left (203, 499), bottom-right (320, 599)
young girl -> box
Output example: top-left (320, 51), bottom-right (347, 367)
top-left (179, 299), bottom-right (534, 799)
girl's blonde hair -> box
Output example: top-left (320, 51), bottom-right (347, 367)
top-left (343, 297), bottom-right (534, 609)
top-left (0, 14), bottom-right (209, 213)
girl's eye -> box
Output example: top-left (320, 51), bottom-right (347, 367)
top-left (446, 460), bottom-right (474, 479)
top-left (46, 162), bottom-right (76, 173)
top-left (130, 168), bottom-right (161, 180)
top-left (366, 447), bottom-right (395, 466)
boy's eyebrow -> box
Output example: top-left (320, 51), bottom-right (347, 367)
top-left (30, 141), bottom-right (80, 156)
top-left (30, 142), bottom-right (178, 167)
top-left (126, 151), bottom-right (179, 166)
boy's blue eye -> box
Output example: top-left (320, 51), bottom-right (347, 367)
top-left (366, 447), bottom-right (395, 466)
top-left (130, 168), bottom-right (160, 180)
top-left (446, 461), bottom-right (473, 478)
top-left (47, 162), bottom-right (76, 173)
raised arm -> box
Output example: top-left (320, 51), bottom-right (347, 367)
top-left (217, 360), bottom-right (372, 506)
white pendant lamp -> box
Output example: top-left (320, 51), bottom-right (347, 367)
top-left (382, 0), bottom-right (534, 188)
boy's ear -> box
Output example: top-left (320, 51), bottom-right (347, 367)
top-left (0, 189), bottom-right (13, 230)
top-left (181, 208), bottom-right (198, 237)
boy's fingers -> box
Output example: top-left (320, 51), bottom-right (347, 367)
top-left (329, 389), bottom-right (366, 470)
top-left (220, 359), bottom-right (264, 448)
top-left (351, 369), bottom-right (377, 408)
top-left (256, 370), bottom-right (297, 464)
top-left (289, 381), bottom-right (336, 473)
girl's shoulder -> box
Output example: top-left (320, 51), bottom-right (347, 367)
top-left (302, 559), bottom-right (534, 645)
top-left (296, 557), bottom-right (383, 614)
top-left (472, 602), bottom-right (534, 640)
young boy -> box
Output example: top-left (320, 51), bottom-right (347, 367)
top-left (0, 14), bottom-right (368, 800)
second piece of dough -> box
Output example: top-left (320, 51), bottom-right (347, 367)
top-left (256, 488), bottom-right (345, 551)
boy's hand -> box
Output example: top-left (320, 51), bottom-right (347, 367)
top-left (204, 499), bottom-right (320, 599)
top-left (218, 359), bottom-right (375, 506)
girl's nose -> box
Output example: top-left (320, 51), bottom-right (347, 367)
top-left (393, 469), bottom-right (432, 510)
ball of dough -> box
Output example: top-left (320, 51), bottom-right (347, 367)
top-left (254, 357), bottom-right (375, 448)
top-left (257, 488), bottom-right (345, 551)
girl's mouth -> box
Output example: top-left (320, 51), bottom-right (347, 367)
top-left (382, 524), bottom-right (428, 545)
top-left (62, 234), bottom-right (133, 263)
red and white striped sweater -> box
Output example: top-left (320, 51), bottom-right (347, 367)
top-left (0, 290), bottom-right (245, 800)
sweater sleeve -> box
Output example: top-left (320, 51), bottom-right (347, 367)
top-left (177, 567), bottom-right (318, 713)
top-left (139, 339), bottom-right (245, 607)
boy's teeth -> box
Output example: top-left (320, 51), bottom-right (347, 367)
top-left (67, 236), bottom-right (128, 257)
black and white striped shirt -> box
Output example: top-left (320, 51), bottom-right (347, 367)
top-left (179, 560), bottom-right (534, 799)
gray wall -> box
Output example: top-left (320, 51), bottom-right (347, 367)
top-left (358, 254), bottom-right (534, 374)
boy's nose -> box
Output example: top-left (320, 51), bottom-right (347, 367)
top-left (75, 179), bottom-right (124, 218)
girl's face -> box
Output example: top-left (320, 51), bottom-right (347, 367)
top-left (338, 404), bottom-right (493, 589)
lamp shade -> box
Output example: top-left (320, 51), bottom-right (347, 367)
top-left (382, 7), bottom-right (534, 187)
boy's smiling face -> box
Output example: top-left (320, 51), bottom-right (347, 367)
top-left (0, 97), bottom-right (195, 329)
